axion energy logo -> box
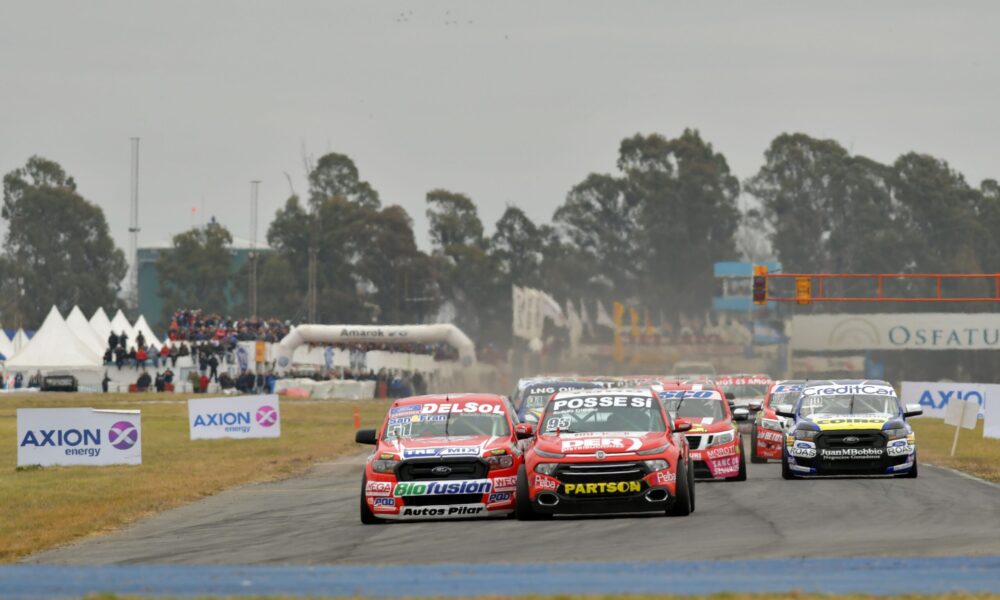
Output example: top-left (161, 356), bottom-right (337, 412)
top-left (17, 408), bottom-right (143, 467)
top-left (109, 420), bottom-right (139, 450)
top-left (256, 405), bottom-right (278, 428)
top-left (188, 395), bottom-right (281, 440)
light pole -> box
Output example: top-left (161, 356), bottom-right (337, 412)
top-left (249, 181), bottom-right (260, 319)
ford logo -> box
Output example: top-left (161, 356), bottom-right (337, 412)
top-left (595, 450), bottom-right (607, 460)
top-left (431, 465), bottom-right (452, 476)
top-left (843, 436), bottom-right (860, 445)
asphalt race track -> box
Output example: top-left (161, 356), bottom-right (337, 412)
top-left (28, 445), bottom-right (1000, 565)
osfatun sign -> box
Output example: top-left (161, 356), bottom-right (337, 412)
top-left (17, 408), bottom-right (142, 467)
top-left (188, 395), bottom-right (281, 440)
top-left (791, 313), bottom-right (1000, 351)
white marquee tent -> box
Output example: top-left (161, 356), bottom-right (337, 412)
top-left (132, 314), bottom-right (160, 348)
top-left (89, 307), bottom-right (113, 345)
top-left (4, 306), bottom-right (102, 369)
top-left (66, 306), bottom-right (105, 355)
top-left (0, 328), bottom-right (14, 360)
top-left (109, 309), bottom-right (135, 345)
top-left (11, 329), bottom-right (29, 354)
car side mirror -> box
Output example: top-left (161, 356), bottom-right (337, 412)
top-left (904, 403), bottom-right (924, 418)
top-left (355, 428), bottom-right (378, 445)
top-left (674, 421), bottom-right (692, 433)
top-left (725, 392), bottom-right (735, 401)
top-left (748, 401), bottom-right (763, 411)
top-left (515, 423), bottom-right (535, 440)
top-left (774, 404), bottom-right (795, 419)
top-left (732, 408), bottom-right (750, 421)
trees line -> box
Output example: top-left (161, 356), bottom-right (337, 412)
top-left (3, 129), bottom-right (998, 342)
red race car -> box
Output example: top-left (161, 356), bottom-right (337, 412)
top-left (515, 388), bottom-right (694, 519)
top-left (749, 380), bottom-right (804, 463)
top-left (355, 393), bottom-right (531, 523)
top-left (657, 384), bottom-right (749, 481)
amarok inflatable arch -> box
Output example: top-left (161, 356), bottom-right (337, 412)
top-left (273, 324), bottom-right (476, 371)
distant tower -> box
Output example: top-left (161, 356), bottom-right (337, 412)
top-left (128, 137), bottom-right (141, 312)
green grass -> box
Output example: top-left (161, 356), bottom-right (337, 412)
top-left (911, 419), bottom-right (1000, 482)
top-left (0, 392), bottom-right (389, 562)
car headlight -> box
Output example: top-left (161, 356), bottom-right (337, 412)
top-left (794, 429), bottom-right (818, 440)
top-left (534, 463), bottom-right (559, 476)
top-left (709, 431), bottom-right (734, 447)
top-left (372, 458), bottom-right (400, 473)
top-left (643, 459), bottom-right (669, 471)
top-left (534, 447), bottom-right (566, 459)
top-left (761, 418), bottom-right (782, 431)
top-left (484, 454), bottom-right (515, 469)
top-left (884, 427), bottom-right (907, 440)
top-left (637, 443), bottom-right (670, 455)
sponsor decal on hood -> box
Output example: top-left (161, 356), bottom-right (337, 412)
top-left (807, 413), bottom-right (893, 431)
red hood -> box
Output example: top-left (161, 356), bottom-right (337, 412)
top-left (535, 431), bottom-right (669, 456)
top-left (675, 417), bottom-right (733, 434)
top-left (380, 434), bottom-right (508, 458)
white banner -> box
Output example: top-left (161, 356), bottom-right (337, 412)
top-left (985, 389), bottom-right (1000, 440)
top-left (17, 408), bottom-right (142, 467)
top-left (900, 381), bottom-right (989, 420)
top-left (188, 395), bottom-right (281, 440)
top-left (791, 313), bottom-right (1000, 351)
top-left (512, 286), bottom-right (544, 340)
top-left (945, 398), bottom-right (979, 429)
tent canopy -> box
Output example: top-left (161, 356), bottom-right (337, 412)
top-left (109, 309), bottom-right (134, 345)
top-left (89, 307), bottom-right (113, 343)
top-left (4, 306), bottom-right (101, 369)
top-left (66, 306), bottom-right (105, 355)
top-left (0, 327), bottom-right (14, 360)
top-left (132, 315), bottom-right (160, 349)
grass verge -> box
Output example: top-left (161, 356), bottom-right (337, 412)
top-left (910, 418), bottom-right (1000, 482)
top-left (0, 392), bottom-right (389, 562)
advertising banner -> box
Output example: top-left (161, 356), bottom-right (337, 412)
top-left (17, 408), bottom-right (142, 467)
top-left (188, 394), bottom-right (281, 440)
top-left (900, 381), bottom-right (989, 420)
top-left (984, 391), bottom-right (1000, 440)
top-left (791, 313), bottom-right (1000, 351)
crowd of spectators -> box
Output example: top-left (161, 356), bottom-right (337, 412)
top-left (167, 309), bottom-right (291, 343)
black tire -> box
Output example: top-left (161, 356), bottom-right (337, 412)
top-left (781, 449), bottom-right (797, 480)
top-left (749, 426), bottom-right (767, 463)
top-left (667, 461), bottom-right (692, 516)
top-left (730, 438), bottom-right (748, 481)
top-left (515, 465), bottom-right (541, 521)
top-left (900, 456), bottom-right (918, 478)
top-left (360, 475), bottom-right (384, 525)
top-left (687, 457), bottom-right (696, 513)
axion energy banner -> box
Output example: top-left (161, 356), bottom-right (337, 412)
top-left (188, 395), bottom-right (281, 440)
top-left (17, 408), bottom-right (142, 467)
top-left (900, 382), bottom-right (989, 420)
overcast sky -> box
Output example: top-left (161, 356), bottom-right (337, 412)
top-left (2, 1), bottom-right (998, 258)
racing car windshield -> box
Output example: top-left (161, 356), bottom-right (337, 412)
top-left (798, 394), bottom-right (899, 417)
top-left (382, 403), bottom-right (510, 439)
top-left (665, 397), bottom-right (726, 420)
top-left (540, 395), bottom-right (666, 434)
top-left (767, 390), bottom-right (801, 408)
top-left (719, 382), bottom-right (769, 399)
